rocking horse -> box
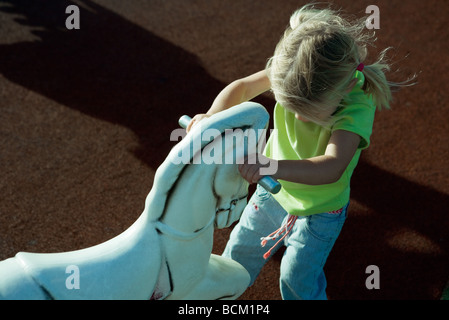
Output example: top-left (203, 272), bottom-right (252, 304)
top-left (0, 102), bottom-right (279, 300)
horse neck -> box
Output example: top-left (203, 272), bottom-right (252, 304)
top-left (158, 163), bottom-right (217, 237)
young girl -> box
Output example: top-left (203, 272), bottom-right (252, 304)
top-left (187, 4), bottom-right (410, 300)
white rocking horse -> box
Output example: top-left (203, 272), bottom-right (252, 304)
top-left (0, 102), bottom-right (278, 300)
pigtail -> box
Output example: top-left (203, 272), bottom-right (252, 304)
top-left (363, 48), bottom-right (417, 110)
top-left (362, 49), bottom-right (393, 110)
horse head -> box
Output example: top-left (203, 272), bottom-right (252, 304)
top-left (145, 102), bottom-right (270, 299)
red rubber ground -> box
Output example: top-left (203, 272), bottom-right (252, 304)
top-left (0, 0), bottom-right (447, 299)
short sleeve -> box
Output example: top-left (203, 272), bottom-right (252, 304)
top-left (331, 72), bottom-right (376, 150)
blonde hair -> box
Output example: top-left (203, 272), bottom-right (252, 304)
top-left (266, 4), bottom-right (414, 126)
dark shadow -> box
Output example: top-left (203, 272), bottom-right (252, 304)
top-left (0, 0), bottom-right (225, 167)
top-left (0, 0), bottom-right (274, 166)
top-left (0, 0), bottom-right (447, 300)
top-left (325, 160), bottom-right (449, 299)
top-left (265, 160), bottom-right (449, 300)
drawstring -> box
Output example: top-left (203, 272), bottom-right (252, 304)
top-left (260, 207), bottom-right (344, 259)
top-left (260, 214), bottom-right (298, 259)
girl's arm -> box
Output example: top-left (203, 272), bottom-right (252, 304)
top-left (187, 70), bottom-right (271, 132)
top-left (239, 129), bottom-right (361, 186)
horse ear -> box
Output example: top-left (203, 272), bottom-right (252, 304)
top-left (144, 102), bottom-right (270, 222)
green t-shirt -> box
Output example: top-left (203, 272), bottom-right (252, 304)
top-left (264, 71), bottom-right (376, 216)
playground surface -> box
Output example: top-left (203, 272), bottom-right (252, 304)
top-left (0, 0), bottom-right (447, 300)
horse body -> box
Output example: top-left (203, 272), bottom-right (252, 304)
top-left (0, 212), bottom-right (162, 299)
top-left (0, 102), bottom-right (269, 300)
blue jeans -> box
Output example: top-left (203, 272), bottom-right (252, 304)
top-left (222, 185), bottom-right (348, 300)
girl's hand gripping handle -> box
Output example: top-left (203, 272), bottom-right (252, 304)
top-left (178, 115), bottom-right (281, 194)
